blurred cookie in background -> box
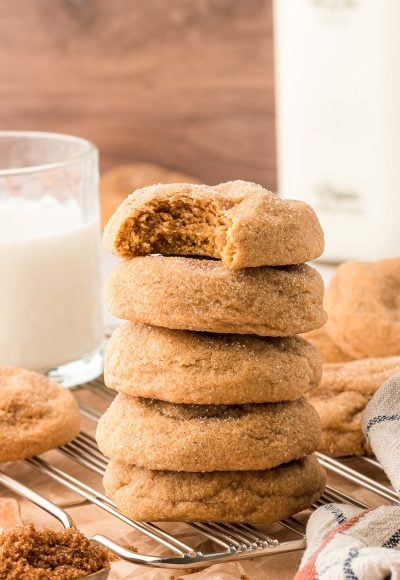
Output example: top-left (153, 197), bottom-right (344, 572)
top-left (308, 356), bottom-right (400, 456)
top-left (100, 162), bottom-right (200, 229)
top-left (0, 366), bottom-right (80, 462)
top-left (325, 258), bottom-right (400, 359)
top-left (302, 325), bottom-right (353, 364)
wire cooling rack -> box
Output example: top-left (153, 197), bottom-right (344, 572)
top-left (0, 376), bottom-right (397, 570)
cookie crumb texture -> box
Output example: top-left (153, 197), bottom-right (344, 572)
top-left (0, 367), bottom-right (80, 462)
top-left (104, 324), bottom-right (322, 404)
top-left (100, 162), bottom-right (200, 228)
top-left (103, 181), bottom-right (324, 268)
top-left (96, 395), bottom-right (322, 472)
top-left (103, 455), bottom-right (326, 523)
top-left (106, 256), bottom-right (327, 336)
top-left (0, 524), bottom-right (110, 579)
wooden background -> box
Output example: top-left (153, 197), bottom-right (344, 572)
top-left (0, 0), bottom-right (275, 188)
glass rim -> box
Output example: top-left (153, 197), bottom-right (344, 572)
top-left (0, 131), bottom-right (97, 177)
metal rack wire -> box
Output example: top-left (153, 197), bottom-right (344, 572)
top-left (0, 377), bottom-right (397, 570)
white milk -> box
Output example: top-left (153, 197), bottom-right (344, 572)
top-left (0, 197), bottom-right (103, 370)
top-left (274, 0), bottom-right (400, 262)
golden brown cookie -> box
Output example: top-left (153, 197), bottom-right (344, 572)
top-left (103, 455), bottom-right (326, 523)
top-left (105, 256), bottom-right (327, 336)
top-left (96, 395), bottom-right (321, 472)
top-left (0, 367), bottom-right (80, 462)
top-left (100, 163), bottom-right (200, 229)
top-left (308, 356), bottom-right (400, 456)
top-left (104, 323), bottom-right (322, 404)
top-left (325, 259), bottom-right (400, 358)
top-left (302, 326), bottom-right (353, 364)
top-left (103, 181), bottom-right (324, 268)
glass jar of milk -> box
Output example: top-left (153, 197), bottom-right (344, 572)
top-left (0, 131), bottom-right (104, 387)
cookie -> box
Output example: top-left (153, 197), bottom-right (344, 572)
top-left (104, 323), bottom-right (322, 404)
top-left (103, 181), bottom-right (324, 268)
top-left (308, 356), bottom-right (400, 456)
top-left (100, 163), bottom-right (200, 229)
top-left (325, 259), bottom-right (400, 358)
top-left (302, 326), bottom-right (353, 364)
top-left (105, 256), bottom-right (327, 336)
top-left (96, 395), bottom-right (321, 471)
top-left (0, 367), bottom-right (80, 462)
top-left (103, 455), bottom-right (326, 523)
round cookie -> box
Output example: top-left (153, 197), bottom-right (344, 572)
top-left (0, 367), bottom-right (80, 462)
top-left (302, 326), bottom-right (353, 364)
top-left (96, 395), bottom-right (321, 472)
top-left (311, 390), bottom-right (371, 456)
top-left (105, 323), bottom-right (322, 404)
top-left (105, 256), bottom-right (327, 336)
top-left (100, 163), bottom-right (200, 229)
top-left (307, 356), bottom-right (400, 456)
top-left (104, 180), bottom-right (324, 268)
top-left (103, 455), bottom-right (326, 523)
top-left (325, 258), bottom-right (400, 358)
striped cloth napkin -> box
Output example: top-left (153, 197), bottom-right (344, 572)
top-left (295, 372), bottom-right (400, 580)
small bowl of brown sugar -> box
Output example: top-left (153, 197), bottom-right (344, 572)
top-left (0, 523), bottom-right (113, 579)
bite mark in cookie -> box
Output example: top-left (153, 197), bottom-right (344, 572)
top-left (104, 181), bottom-right (324, 268)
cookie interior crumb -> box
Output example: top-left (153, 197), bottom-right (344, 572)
top-left (0, 524), bottom-right (112, 579)
top-left (116, 197), bottom-right (231, 259)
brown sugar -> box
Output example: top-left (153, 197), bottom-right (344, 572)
top-left (0, 524), bottom-right (111, 579)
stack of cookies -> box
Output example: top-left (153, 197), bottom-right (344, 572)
top-left (96, 180), bottom-right (327, 523)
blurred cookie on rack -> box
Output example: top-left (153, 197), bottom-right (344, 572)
top-left (100, 162), bottom-right (200, 229)
top-left (302, 325), bottom-right (353, 364)
top-left (0, 367), bottom-right (80, 462)
top-left (308, 356), bottom-right (400, 456)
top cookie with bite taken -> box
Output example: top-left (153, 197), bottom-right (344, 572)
top-left (103, 180), bottom-right (324, 269)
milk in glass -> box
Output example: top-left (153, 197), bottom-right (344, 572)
top-left (0, 197), bottom-right (103, 370)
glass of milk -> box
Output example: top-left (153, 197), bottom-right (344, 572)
top-left (0, 131), bottom-right (104, 387)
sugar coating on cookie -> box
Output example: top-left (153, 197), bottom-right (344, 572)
top-left (106, 256), bottom-right (327, 336)
top-left (96, 395), bottom-right (321, 472)
top-left (0, 367), bottom-right (80, 461)
top-left (103, 181), bottom-right (324, 268)
top-left (308, 356), bottom-right (400, 456)
top-left (103, 455), bottom-right (326, 523)
top-left (325, 258), bottom-right (400, 358)
top-left (105, 323), bottom-right (322, 404)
